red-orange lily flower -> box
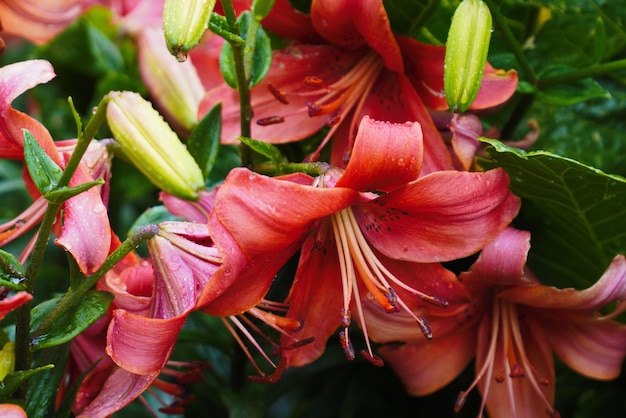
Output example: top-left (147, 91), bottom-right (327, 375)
top-left (199, 0), bottom-right (518, 172)
top-left (207, 116), bottom-right (519, 372)
top-left (373, 228), bottom-right (626, 418)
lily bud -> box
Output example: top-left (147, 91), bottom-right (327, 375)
top-left (163, 0), bottom-right (216, 61)
top-left (0, 342), bottom-right (15, 380)
top-left (444, 0), bottom-right (493, 113)
top-left (106, 91), bottom-right (204, 201)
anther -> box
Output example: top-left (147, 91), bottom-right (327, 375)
top-left (341, 307), bottom-right (351, 327)
top-left (415, 315), bottom-right (433, 339)
top-left (509, 363), bottom-right (526, 378)
top-left (420, 294), bottom-right (449, 308)
top-left (257, 116), bottom-right (285, 126)
top-left (268, 82), bottom-right (289, 104)
top-left (307, 102), bottom-right (322, 117)
top-left (304, 76), bottom-right (326, 88)
top-left (360, 350), bottom-right (384, 367)
top-left (339, 330), bottom-right (355, 360)
top-left (283, 337), bottom-right (315, 350)
top-left (454, 391), bottom-right (467, 412)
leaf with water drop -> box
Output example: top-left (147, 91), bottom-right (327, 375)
top-left (23, 130), bottom-right (63, 195)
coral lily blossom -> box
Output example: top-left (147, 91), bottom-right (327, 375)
top-left (376, 228), bottom-right (626, 418)
top-left (199, 0), bottom-right (518, 172)
top-left (208, 116), bottom-right (520, 371)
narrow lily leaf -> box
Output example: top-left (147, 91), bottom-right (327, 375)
top-left (44, 179), bottom-right (105, 205)
top-left (220, 11), bottom-right (272, 88)
top-left (25, 344), bottom-right (70, 418)
top-left (592, 16), bottom-right (607, 64)
top-left (0, 364), bottom-right (54, 397)
top-left (537, 65), bottom-right (611, 106)
top-left (23, 130), bottom-right (64, 195)
top-left (0, 250), bottom-right (25, 291)
top-left (481, 138), bottom-right (626, 289)
top-left (252, 0), bottom-right (277, 20)
top-left (30, 291), bottom-right (113, 350)
top-left (239, 136), bottom-right (283, 166)
top-left (208, 13), bottom-right (245, 44)
top-left (188, 103), bottom-right (222, 180)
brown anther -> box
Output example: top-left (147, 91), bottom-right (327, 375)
top-left (304, 76), bottom-right (326, 88)
top-left (268, 82), bottom-right (289, 104)
top-left (360, 350), bottom-right (384, 367)
top-left (307, 102), bottom-right (322, 117)
top-left (386, 287), bottom-right (398, 308)
top-left (415, 316), bottom-right (433, 339)
top-left (509, 363), bottom-right (526, 378)
top-left (339, 330), bottom-right (355, 360)
top-left (454, 391), bottom-right (467, 412)
top-left (327, 113), bottom-right (341, 126)
top-left (495, 373), bottom-right (505, 383)
top-left (420, 294), bottom-right (449, 308)
top-left (257, 116), bottom-right (286, 126)
top-left (341, 307), bottom-right (351, 327)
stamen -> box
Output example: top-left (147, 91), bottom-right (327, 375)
top-left (268, 82), bottom-right (289, 104)
top-left (360, 350), bottom-right (384, 367)
top-left (248, 306), bottom-right (303, 332)
top-left (454, 391), bottom-right (468, 413)
top-left (304, 76), bottom-right (327, 88)
top-left (339, 330), bottom-right (355, 360)
top-left (257, 116), bottom-right (286, 126)
top-left (283, 337), bottom-right (315, 351)
top-left (341, 307), bottom-right (351, 327)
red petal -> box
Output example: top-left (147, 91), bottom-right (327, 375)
top-left (336, 116), bottom-right (423, 192)
top-left (106, 310), bottom-right (185, 375)
top-left (0, 292), bottom-right (32, 321)
top-left (356, 169), bottom-right (520, 262)
top-left (262, 0), bottom-right (321, 43)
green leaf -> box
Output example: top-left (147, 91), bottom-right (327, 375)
top-left (23, 130), bottom-right (64, 195)
top-left (537, 65), bottom-right (611, 106)
top-left (252, 0), bottom-right (277, 20)
top-left (0, 250), bottom-right (25, 291)
top-left (127, 205), bottom-right (180, 235)
top-left (592, 16), bottom-right (607, 64)
top-left (209, 13), bottom-right (245, 44)
top-left (188, 103), bottom-right (222, 180)
top-left (239, 137), bottom-right (284, 166)
top-left (0, 364), bottom-right (54, 397)
top-left (383, 0), bottom-right (439, 37)
top-left (481, 138), bottom-right (626, 289)
top-left (24, 344), bottom-right (70, 418)
top-left (30, 291), bottom-right (113, 350)
top-left (219, 11), bottom-right (272, 88)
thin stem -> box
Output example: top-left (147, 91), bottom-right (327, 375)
top-left (33, 224), bottom-right (159, 338)
top-left (221, 0), bottom-right (253, 166)
top-left (537, 59), bottom-right (626, 89)
top-left (484, 0), bottom-right (538, 85)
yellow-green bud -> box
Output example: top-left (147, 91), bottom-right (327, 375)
top-left (106, 91), bottom-right (204, 201)
top-left (163, 0), bottom-right (216, 61)
top-left (0, 342), bottom-right (15, 381)
top-left (444, 0), bottom-right (493, 113)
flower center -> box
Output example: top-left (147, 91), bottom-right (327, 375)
top-left (257, 50), bottom-right (385, 161)
top-left (456, 297), bottom-right (560, 418)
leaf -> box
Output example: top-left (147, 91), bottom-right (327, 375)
top-left (23, 130), bottom-right (64, 195)
top-left (30, 291), bottom-right (113, 350)
top-left (127, 205), bottom-right (181, 235)
top-left (537, 65), bottom-right (611, 106)
top-left (188, 103), bottom-right (222, 180)
top-left (0, 364), bottom-right (54, 398)
top-left (0, 250), bottom-right (25, 291)
top-left (239, 137), bottom-right (284, 166)
top-left (383, 0), bottom-right (439, 37)
top-left (24, 345), bottom-right (70, 418)
top-left (481, 138), bottom-right (626, 289)
top-left (44, 179), bottom-right (105, 205)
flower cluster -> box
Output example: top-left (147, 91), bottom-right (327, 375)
top-left (0, 0), bottom-right (625, 417)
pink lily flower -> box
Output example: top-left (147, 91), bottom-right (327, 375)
top-left (199, 0), bottom-right (518, 172)
top-left (0, 59), bottom-right (112, 273)
top-left (0, 0), bottom-right (101, 44)
top-left (372, 227), bottom-right (626, 418)
top-left (207, 116), bottom-right (519, 373)
top-left (0, 404), bottom-right (27, 418)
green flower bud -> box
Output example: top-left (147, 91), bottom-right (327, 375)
top-left (163, 0), bottom-right (216, 61)
top-left (444, 0), bottom-right (493, 113)
top-left (106, 91), bottom-right (204, 201)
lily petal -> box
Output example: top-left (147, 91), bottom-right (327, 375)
top-left (0, 404), bottom-right (27, 418)
top-left (0, 292), bottom-right (32, 321)
top-left (336, 116), bottom-right (423, 192)
top-left (356, 169), bottom-right (520, 262)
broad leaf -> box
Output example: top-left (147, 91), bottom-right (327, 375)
top-left (0, 364), bottom-right (54, 398)
top-left (481, 138), bottom-right (626, 289)
top-left (30, 291), bottom-right (113, 350)
top-left (0, 250), bottom-right (25, 291)
top-left (537, 65), bottom-right (611, 106)
top-left (23, 130), bottom-right (63, 195)
top-left (188, 103), bottom-right (222, 180)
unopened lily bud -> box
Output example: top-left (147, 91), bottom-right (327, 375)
top-left (163, 0), bottom-right (216, 61)
top-left (106, 91), bottom-right (204, 201)
top-left (444, 0), bottom-right (493, 113)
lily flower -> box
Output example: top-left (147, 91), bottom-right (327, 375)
top-left (374, 227), bottom-right (626, 418)
top-left (207, 116), bottom-right (519, 372)
top-left (0, 404), bottom-right (27, 418)
top-left (0, 59), bottom-right (112, 273)
top-left (199, 0), bottom-right (518, 172)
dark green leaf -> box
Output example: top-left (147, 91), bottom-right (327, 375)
top-left (209, 13), bottom-right (245, 44)
top-left (127, 205), bottom-right (180, 235)
top-left (383, 0), bottom-right (440, 37)
top-left (30, 291), bottom-right (113, 350)
top-left (0, 249), bottom-right (25, 290)
top-left (24, 345), bottom-right (70, 418)
top-left (252, 0), bottom-right (277, 20)
top-left (0, 364), bottom-right (54, 397)
top-left (44, 179), bottom-right (105, 204)
top-left (481, 138), bottom-right (626, 289)
top-left (188, 103), bottom-right (222, 180)
top-left (537, 65), bottom-right (611, 106)
top-left (592, 16), bottom-right (607, 64)
top-left (23, 130), bottom-right (64, 195)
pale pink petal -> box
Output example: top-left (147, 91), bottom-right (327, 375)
top-left (0, 404), bottom-right (28, 418)
top-left (449, 113), bottom-right (482, 171)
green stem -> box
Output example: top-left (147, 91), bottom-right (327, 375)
top-left (33, 224), bottom-right (159, 338)
top-left (221, 0), bottom-right (253, 166)
top-left (537, 59), bottom-right (626, 89)
top-left (484, 0), bottom-right (538, 85)
top-left (14, 202), bottom-right (61, 381)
